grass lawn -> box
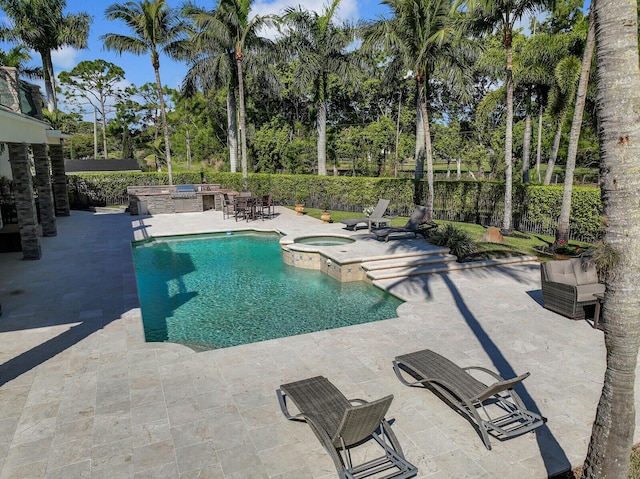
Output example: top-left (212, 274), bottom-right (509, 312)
top-left (301, 207), bottom-right (591, 261)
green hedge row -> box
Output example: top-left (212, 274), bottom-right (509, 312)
top-left (67, 172), bottom-right (603, 242)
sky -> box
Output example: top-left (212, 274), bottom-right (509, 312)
top-left (0, 0), bottom-right (391, 111)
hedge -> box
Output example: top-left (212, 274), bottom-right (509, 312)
top-left (67, 171), bottom-right (603, 242)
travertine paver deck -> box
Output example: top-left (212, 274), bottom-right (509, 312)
top-left (0, 207), bottom-right (639, 479)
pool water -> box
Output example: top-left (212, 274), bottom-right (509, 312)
top-left (132, 232), bottom-right (403, 350)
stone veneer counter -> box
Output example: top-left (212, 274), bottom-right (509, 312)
top-left (127, 184), bottom-right (236, 215)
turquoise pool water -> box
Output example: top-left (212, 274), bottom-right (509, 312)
top-left (132, 232), bottom-right (403, 350)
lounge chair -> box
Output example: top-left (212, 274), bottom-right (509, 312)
top-left (372, 206), bottom-right (437, 242)
top-left (393, 349), bottom-right (544, 450)
top-left (341, 199), bottom-right (393, 231)
top-left (277, 375), bottom-right (418, 479)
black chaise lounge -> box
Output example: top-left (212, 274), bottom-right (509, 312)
top-left (277, 375), bottom-right (418, 479)
top-left (340, 199), bottom-right (393, 231)
top-left (372, 206), bottom-right (436, 242)
top-left (393, 349), bottom-right (544, 450)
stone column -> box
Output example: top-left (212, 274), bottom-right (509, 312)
top-left (49, 143), bottom-right (70, 216)
top-left (8, 142), bottom-right (41, 260)
top-left (32, 144), bottom-right (57, 236)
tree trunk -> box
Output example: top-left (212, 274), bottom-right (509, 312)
top-left (502, 39), bottom-right (514, 234)
top-left (236, 55), bottom-right (248, 182)
top-left (395, 91), bottom-right (402, 178)
top-left (93, 107), bottom-right (98, 159)
top-left (154, 64), bottom-right (173, 185)
top-left (581, 0), bottom-right (640, 477)
top-left (522, 94), bottom-right (532, 184)
top-left (186, 127), bottom-right (192, 171)
top-left (317, 100), bottom-right (327, 176)
top-left (543, 113), bottom-right (565, 185)
top-left (556, 7), bottom-right (596, 244)
top-left (40, 49), bottom-right (57, 111)
top-left (227, 90), bottom-right (238, 173)
top-left (414, 95), bottom-right (425, 180)
top-left (418, 83), bottom-right (434, 222)
top-left (100, 98), bottom-right (108, 160)
top-left (536, 105), bottom-right (543, 182)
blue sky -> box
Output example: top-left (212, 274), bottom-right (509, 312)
top-left (17, 0), bottom-right (390, 99)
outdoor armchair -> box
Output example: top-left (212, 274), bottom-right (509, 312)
top-left (540, 257), bottom-right (605, 320)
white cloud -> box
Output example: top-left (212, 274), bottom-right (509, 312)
top-left (250, 0), bottom-right (359, 39)
top-left (51, 46), bottom-right (81, 70)
top-left (252, 0), bottom-right (359, 23)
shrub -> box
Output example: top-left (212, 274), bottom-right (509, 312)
top-left (426, 224), bottom-right (477, 260)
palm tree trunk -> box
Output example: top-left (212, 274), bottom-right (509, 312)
top-left (236, 55), bottom-right (248, 182)
top-left (536, 105), bottom-right (543, 182)
top-left (502, 39), bottom-right (514, 234)
top-left (186, 127), bottom-right (191, 171)
top-left (543, 114), bottom-right (565, 185)
top-left (418, 86), bottom-right (434, 222)
top-left (556, 7), bottom-right (595, 244)
top-left (317, 100), bottom-right (327, 176)
top-left (154, 65), bottom-right (173, 185)
top-left (40, 49), bottom-right (57, 111)
top-left (227, 90), bottom-right (238, 173)
top-left (581, 0), bottom-right (640, 476)
top-left (522, 92), bottom-right (532, 184)
top-left (395, 91), bottom-right (402, 178)
top-left (414, 97), bottom-right (425, 181)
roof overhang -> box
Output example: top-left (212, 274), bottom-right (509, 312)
top-left (0, 105), bottom-right (64, 145)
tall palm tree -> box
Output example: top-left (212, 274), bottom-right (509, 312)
top-left (281, 0), bottom-right (358, 176)
top-left (555, 8), bottom-right (595, 244)
top-left (362, 0), bottom-right (475, 220)
top-left (182, 4), bottom-right (239, 174)
top-left (581, 0), bottom-right (640, 476)
top-left (0, 0), bottom-right (91, 111)
top-left (102, 0), bottom-right (187, 185)
top-left (461, 0), bottom-right (548, 233)
top-left (541, 54), bottom-right (581, 185)
top-left (182, 0), bottom-right (275, 181)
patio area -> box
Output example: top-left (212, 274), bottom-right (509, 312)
top-left (0, 207), bottom-right (638, 479)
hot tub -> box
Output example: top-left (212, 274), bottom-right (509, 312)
top-left (293, 235), bottom-right (356, 246)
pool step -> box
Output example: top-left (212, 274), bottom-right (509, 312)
top-left (361, 253), bottom-right (456, 272)
top-left (369, 254), bottom-right (539, 282)
top-left (361, 250), bottom-right (457, 281)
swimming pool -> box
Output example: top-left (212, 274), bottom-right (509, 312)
top-left (132, 232), bottom-right (403, 350)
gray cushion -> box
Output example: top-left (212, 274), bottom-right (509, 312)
top-left (572, 258), bottom-right (599, 285)
top-left (576, 283), bottom-right (606, 302)
top-left (545, 260), bottom-right (577, 285)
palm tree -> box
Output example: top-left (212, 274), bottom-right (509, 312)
top-left (580, 0), bottom-right (640, 476)
top-left (0, 45), bottom-right (43, 79)
top-left (181, 5), bottom-right (239, 174)
top-left (362, 0), bottom-right (475, 220)
top-left (182, 0), bottom-right (275, 181)
top-left (541, 54), bottom-right (581, 186)
top-left (461, 0), bottom-right (547, 233)
top-left (281, 0), bottom-right (358, 176)
top-left (102, 0), bottom-right (187, 185)
top-left (555, 8), bottom-right (595, 244)
top-left (0, 0), bottom-right (91, 111)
